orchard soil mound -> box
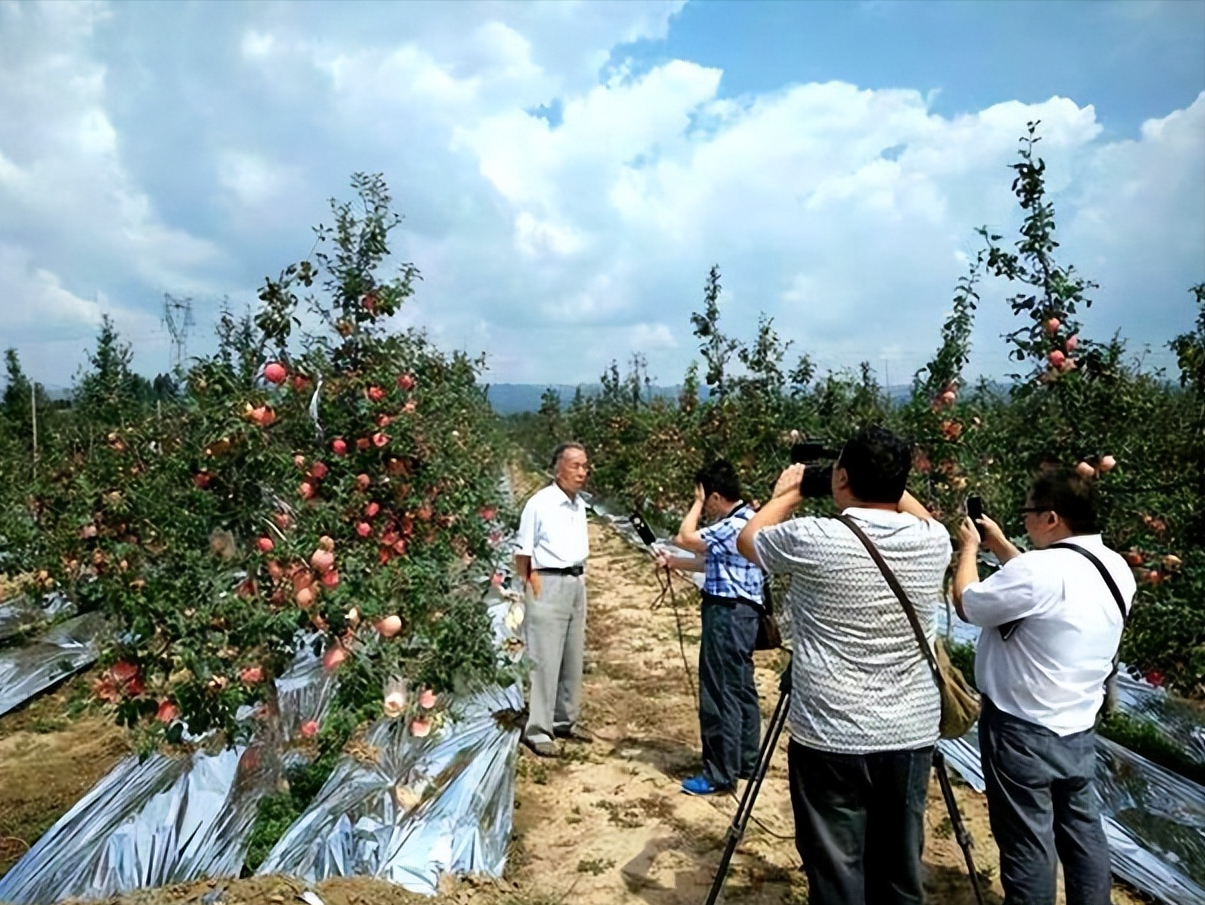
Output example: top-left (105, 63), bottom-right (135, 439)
top-left (0, 497), bottom-right (1151, 905)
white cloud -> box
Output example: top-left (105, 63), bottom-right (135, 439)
top-left (0, 0), bottom-right (1200, 396)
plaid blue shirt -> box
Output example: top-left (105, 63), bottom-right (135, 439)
top-left (699, 503), bottom-right (764, 604)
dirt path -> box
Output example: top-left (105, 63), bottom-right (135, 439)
top-left (0, 508), bottom-right (1152, 904)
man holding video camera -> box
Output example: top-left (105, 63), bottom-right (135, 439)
top-left (737, 425), bottom-right (950, 905)
top-left (953, 468), bottom-right (1134, 905)
top-left (654, 459), bottom-right (764, 796)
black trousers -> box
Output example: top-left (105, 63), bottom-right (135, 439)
top-left (787, 739), bottom-right (933, 905)
top-left (698, 594), bottom-right (760, 788)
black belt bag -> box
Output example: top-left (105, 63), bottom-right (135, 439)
top-left (536, 565), bottom-right (584, 576)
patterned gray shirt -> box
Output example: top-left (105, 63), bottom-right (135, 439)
top-left (755, 508), bottom-right (951, 753)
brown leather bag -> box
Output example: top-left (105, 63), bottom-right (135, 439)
top-left (835, 514), bottom-right (980, 739)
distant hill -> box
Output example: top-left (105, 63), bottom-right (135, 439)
top-left (485, 383), bottom-right (682, 415)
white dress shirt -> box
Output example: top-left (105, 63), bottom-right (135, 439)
top-left (516, 482), bottom-right (589, 569)
top-left (961, 535), bottom-right (1135, 736)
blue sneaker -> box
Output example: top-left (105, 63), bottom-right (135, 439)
top-left (681, 774), bottom-right (729, 796)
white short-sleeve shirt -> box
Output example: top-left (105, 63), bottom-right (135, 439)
top-left (516, 482), bottom-right (589, 569)
top-left (754, 508), bottom-right (952, 754)
top-left (961, 535), bottom-right (1135, 736)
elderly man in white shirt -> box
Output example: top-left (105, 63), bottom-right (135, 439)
top-left (953, 467), bottom-right (1134, 905)
top-left (515, 442), bottom-right (592, 757)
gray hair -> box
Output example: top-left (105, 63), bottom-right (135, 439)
top-left (550, 441), bottom-right (587, 469)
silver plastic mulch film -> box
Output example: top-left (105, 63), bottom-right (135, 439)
top-left (0, 591), bottom-right (74, 645)
top-left (0, 642), bottom-right (338, 904)
top-left (0, 610), bottom-right (107, 717)
top-left (594, 495), bottom-right (1205, 905)
top-left (255, 682), bottom-right (524, 891)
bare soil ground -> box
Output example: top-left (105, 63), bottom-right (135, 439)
top-left (0, 503), bottom-right (1152, 905)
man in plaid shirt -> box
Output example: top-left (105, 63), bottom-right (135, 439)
top-left (656, 459), bottom-right (765, 795)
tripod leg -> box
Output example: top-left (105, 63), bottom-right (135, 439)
top-left (933, 749), bottom-right (987, 905)
top-left (702, 687), bottom-right (791, 905)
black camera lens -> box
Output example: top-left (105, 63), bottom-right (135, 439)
top-left (800, 464), bottom-right (834, 498)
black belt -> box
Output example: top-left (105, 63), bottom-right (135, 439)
top-left (536, 565), bottom-right (584, 576)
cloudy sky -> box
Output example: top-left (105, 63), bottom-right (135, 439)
top-left (1, 0), bottom-right (1203, 392)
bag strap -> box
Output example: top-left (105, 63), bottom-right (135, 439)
top-left (833, 514), bottom-right (944, 689)
top-left (1047, 541), bottom-right (1130, 718)
top-left (1047, 542), bottom-right (1129, 623)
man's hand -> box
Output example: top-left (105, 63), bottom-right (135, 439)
top-left (976, 513), bottom-right (1019, 563)
top-left (958, 516), bottom-right (981, 551)
top-left (693, 483), bottom-right (706, 507)
top-left (528, 571), bottom-right (542, 600)
top-left (773, 464), bottom-right (805, 500)
top-left (653, 551), bottom-right (671, 569)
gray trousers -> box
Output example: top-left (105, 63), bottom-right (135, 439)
top-left (522, 573), bottom-right (587, 745)
top-left (980, 697), bottom-right (1112, 905)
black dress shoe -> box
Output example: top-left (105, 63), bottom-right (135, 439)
top-left (554, 725), bottom-right (594, 743)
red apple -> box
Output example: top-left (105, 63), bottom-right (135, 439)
top-left (376, 615), bottom-right (402, 638)
top-left (240, 666), bottom-right (264, 684)
top-left (256, 537), bottom-right (274, 553)
top-left (365, 501), bottom-right (381, 518)
top-left (156, 700), bottom-right (180, 723)
top-left (264, 362), bottom-right (287, 385)
top-left (299, 481), bottom-right (316, 500)
top-left (331, 438), bottom-right (348, 456)
top-left (356, 522), bottom-right (372, 537)
top-left (311, 548), bottom-right (335, 573)
top-left (356, 473), bottom-right (371, 491)
top-left (1048, 350), bottom-right (1066, 368)
top-left (372, 432), bottom-right (389, 448)
top-left (309, 461), bottom-right (328, 480)
top-left (300, 720), bottom-right (319, 738)
top-left (321, 645), bottom-right (347, 671)
top-left (1045, 317), bottom-right (1061, 335)
top-left (321, 570), bottom-right (340, 588)
top-left (397, 373), bottom-right (416, 391)
top-left (368, 385), bottom-right (385, 402)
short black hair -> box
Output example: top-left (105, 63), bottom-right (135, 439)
top-left (695, 459), bottom-right (742, 502)
top-left (550, 441), bottom-right (586, 469)
top-left (837, 425), bottom-right (911, 504)
top-left (1028, 467), bottom-right (1099, 534)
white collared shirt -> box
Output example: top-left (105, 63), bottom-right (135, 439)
top-left (516, 482), bottom-right (589, 569)
top-left (961, 535), bottom-right (1135, 736)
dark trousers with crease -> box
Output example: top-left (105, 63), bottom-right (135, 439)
top-left (698, 593), bottom-right (760, 788)
top-left (979, 697), bottom-right (1111, 905)
top-left (787, 739), bottom-right (933, 905)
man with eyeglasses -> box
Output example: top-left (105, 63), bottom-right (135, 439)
top-left (952, 467), bottom-right (1135, 905)
top-left (515, 441), bottom-right (592, 757)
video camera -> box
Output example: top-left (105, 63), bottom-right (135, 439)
top-left (791, 441), bottom-right (841, 498)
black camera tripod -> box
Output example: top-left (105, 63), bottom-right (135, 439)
top-left (703, 661), bottom-right (987, 905)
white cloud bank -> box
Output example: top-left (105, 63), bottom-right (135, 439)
top-left (0, 0), bottom-right (1201, 390)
